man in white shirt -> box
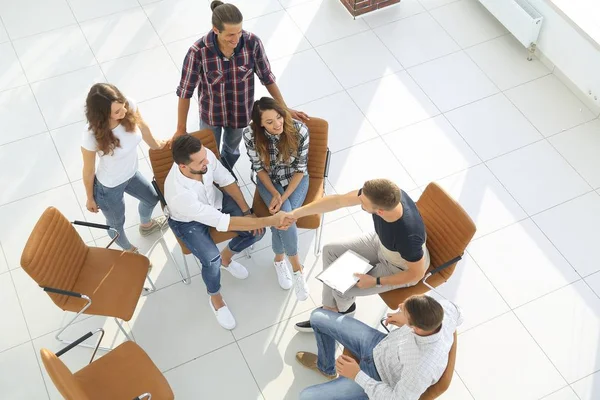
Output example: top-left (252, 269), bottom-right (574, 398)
top-left (165, 135), bottom-right (290, 329)
top-left (295, 294), bottom-right (462, 400)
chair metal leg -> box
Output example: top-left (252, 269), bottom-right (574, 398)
top-left (142, 275), bottom-right (157, 296)
top-left (244, 247), bottom-right (252, 259)
top-left (314, 214), bottom-right (325, 257)
top-left (54, 296), bottom-right (132, 351)
top-left (171, 245), bottom-right (191, 285)
top-left (114, 317), bottom-right (134, 342)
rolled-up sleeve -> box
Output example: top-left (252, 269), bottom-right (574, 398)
top-left (295, 122), bottom-right (309, 174)
top-left (253, 37), bottom-right (276, 86)
top-left (243, 127), bottom-right (264, 173)
top-left (211, 152), bottom-right (236, 187)
top-left (176, 47), bottom-right (201, 99)
top-left (170, 192), bottom-right (231, 232)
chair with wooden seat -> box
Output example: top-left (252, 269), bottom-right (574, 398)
top-left (251, 117), bottom-right (330, 256)
top-left (40, 329), bottom-right (174, 400)
top-left (344, 182), bottom-right (476, 399)
top-left (148, 130), bottom-right (256, 284)
top-left (20, 207), bottom-right (154, 350)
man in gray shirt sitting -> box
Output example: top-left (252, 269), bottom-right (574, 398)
top-left (296, 294), bottom-right (462, 400)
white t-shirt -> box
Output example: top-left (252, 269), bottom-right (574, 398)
top-left (81, 98), bottom-right (142, 188)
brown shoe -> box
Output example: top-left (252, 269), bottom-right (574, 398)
top-left (295, 351), bottom-right (337, 380)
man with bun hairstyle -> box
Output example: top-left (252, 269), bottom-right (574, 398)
top-left (174, 1), bottom-right (308, 173)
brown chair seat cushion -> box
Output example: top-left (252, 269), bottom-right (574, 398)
top-left (64, 248), bottom-right (149, 321)
top-left (252, 177), bottom-right (324, 229)
top-left (75, 341), bottom-right (174, 400)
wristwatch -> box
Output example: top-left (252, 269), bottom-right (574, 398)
top-left (242, 208), bottom-right (254, 216)
top-left (376, 277), bottom-right (382, 288)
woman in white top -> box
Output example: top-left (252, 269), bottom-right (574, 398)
top-left (81, 83), bottom-right (167, 252)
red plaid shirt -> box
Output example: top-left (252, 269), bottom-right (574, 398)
top-left (176, 30), bottom-right (276, 129)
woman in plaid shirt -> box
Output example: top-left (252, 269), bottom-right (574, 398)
top-left (243, 97), bottom-right (310, 301)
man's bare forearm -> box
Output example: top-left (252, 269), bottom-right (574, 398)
top-left (291, 195), bottom-right (343, 219)
top-left (175, 98), bottom-right (191, 135)
top-left (228, 215), bottom-right (276, 231)
top-left (222, 183), bottom-right (250, 213)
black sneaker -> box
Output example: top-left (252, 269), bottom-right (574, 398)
top-left (294, 303), bottom-right (357, 333)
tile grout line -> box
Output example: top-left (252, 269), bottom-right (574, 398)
top-left (233, 340), bottom-right (267, 400)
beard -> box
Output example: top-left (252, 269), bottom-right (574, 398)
top-left (189, 166), bottom-right (207, 175)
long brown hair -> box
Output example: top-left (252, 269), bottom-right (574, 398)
top-left (210, 1), bottom-right (243, 31)
top-left (250, 97), bottom-right (299, 169)
top-left (85, 83), bottom-right (138, 155)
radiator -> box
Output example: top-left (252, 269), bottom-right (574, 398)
top-left (477, 0), bottom-right (543, 58)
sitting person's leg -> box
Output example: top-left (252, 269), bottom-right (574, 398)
top-left (310, 308), bottom-right (385, 376)
top-left (219, 193), bottom-right (265, 278)
top-left (295, 231), bottom-right (381, 332)
top-left (321, 232), bottom-right (381, 313)
top-left (256, 178), bottom-right (292, 288)
top-left (167, 219), bottom-right (236, 329)
top-left (299, 377), bottom-right (369, 400)
top-left (274, 175), bottom-right (310, 300)
top-left (296, 309), bottom-right (384, 399)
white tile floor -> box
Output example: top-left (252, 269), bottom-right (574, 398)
top-left (1, 0), bottom-right (599, 399)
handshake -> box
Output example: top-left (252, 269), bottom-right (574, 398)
top-left (269, 211), bottom-right (297, 230)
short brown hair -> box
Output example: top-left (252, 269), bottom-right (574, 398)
top-left (172, 135), bottom-right (203, 165)
top-left (362, 179), bottom-right (401, 210)
top-left (210, 1), bottom-right (243, 32)
top-left (404, 295), bottom-right (444, 331)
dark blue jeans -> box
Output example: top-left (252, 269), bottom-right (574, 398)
top-left (299, 308), bottom-right (384, 400)
top-left (168, 193), bottom-right (264, 295)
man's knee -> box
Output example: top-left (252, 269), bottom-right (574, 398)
top-left (200, 252), bottom-right (222, 271)
top-left (299, 386), bottom-right (316, 400)
top-left (310, 307), bottom-right (336, 329)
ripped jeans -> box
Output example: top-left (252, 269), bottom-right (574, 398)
top-left (167, 193), bottom-right (264, 295)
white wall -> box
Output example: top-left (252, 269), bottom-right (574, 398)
top-left (528, 0), bottom-right (600, 115)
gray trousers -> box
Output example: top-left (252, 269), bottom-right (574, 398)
top-left (321, 231), bottom-right (430, 312)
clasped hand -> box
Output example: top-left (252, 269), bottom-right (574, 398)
top-left (273, 211), bottom-right (297, 230)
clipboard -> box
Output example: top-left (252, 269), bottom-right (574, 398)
top-left (316, 250), bottom-right (374, 295)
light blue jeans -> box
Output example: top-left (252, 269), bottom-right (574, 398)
top-left (93, 171), bottom-right (159, 250)
top-left (199, 120), bottom-right (245, 173)
top-left (167, 193), bottom-right (265, 295)
top-left (299, 308), bottom-right (384, 400)
top-left (256, 175), bottom-right (309, 257)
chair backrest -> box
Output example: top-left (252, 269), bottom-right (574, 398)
top-left (20, 207), bottom-right (89, 309)
top-left (420, 332), bottom-right (458, 400)
top-left (40, 349), bottom-right (90, 400)
top-left (148, 130), bottom-right (219, 196)
top-left (416, 183), bottom-right (476, 287)
top-left (303, 118), bottom-right (329, 178)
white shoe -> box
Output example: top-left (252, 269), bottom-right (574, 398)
top-left (209, 298), bottom-right (236, 330)
top-left (274, 260), bottom-right (293, 290)
top-left (293, 269), bottom-right (309, 301)
top-left (221, 260), bottom-right (249, 279)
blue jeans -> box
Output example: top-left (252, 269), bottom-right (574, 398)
top-left (93, 171), bottom-right (159, 250)
top-left (299, 308), bottom-right (385, 400)
top-left (256, 175), bottom-right (309, 257)
top-left (167, 193), bottom-right (265, 295)
top-left (199, 120), bottom-right (244, 173)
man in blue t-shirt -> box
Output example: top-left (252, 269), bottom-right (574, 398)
top-left (290, 178), bottom-right (430, 332)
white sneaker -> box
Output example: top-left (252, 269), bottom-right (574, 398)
top-left (209, 298), bottom-right (236, 330)
top-left (293, 269), bottom-right (309, 301)
top-left (274, 260), bottom-right (293, 290)
top-left (221, 260), bottom-right (249, 279)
